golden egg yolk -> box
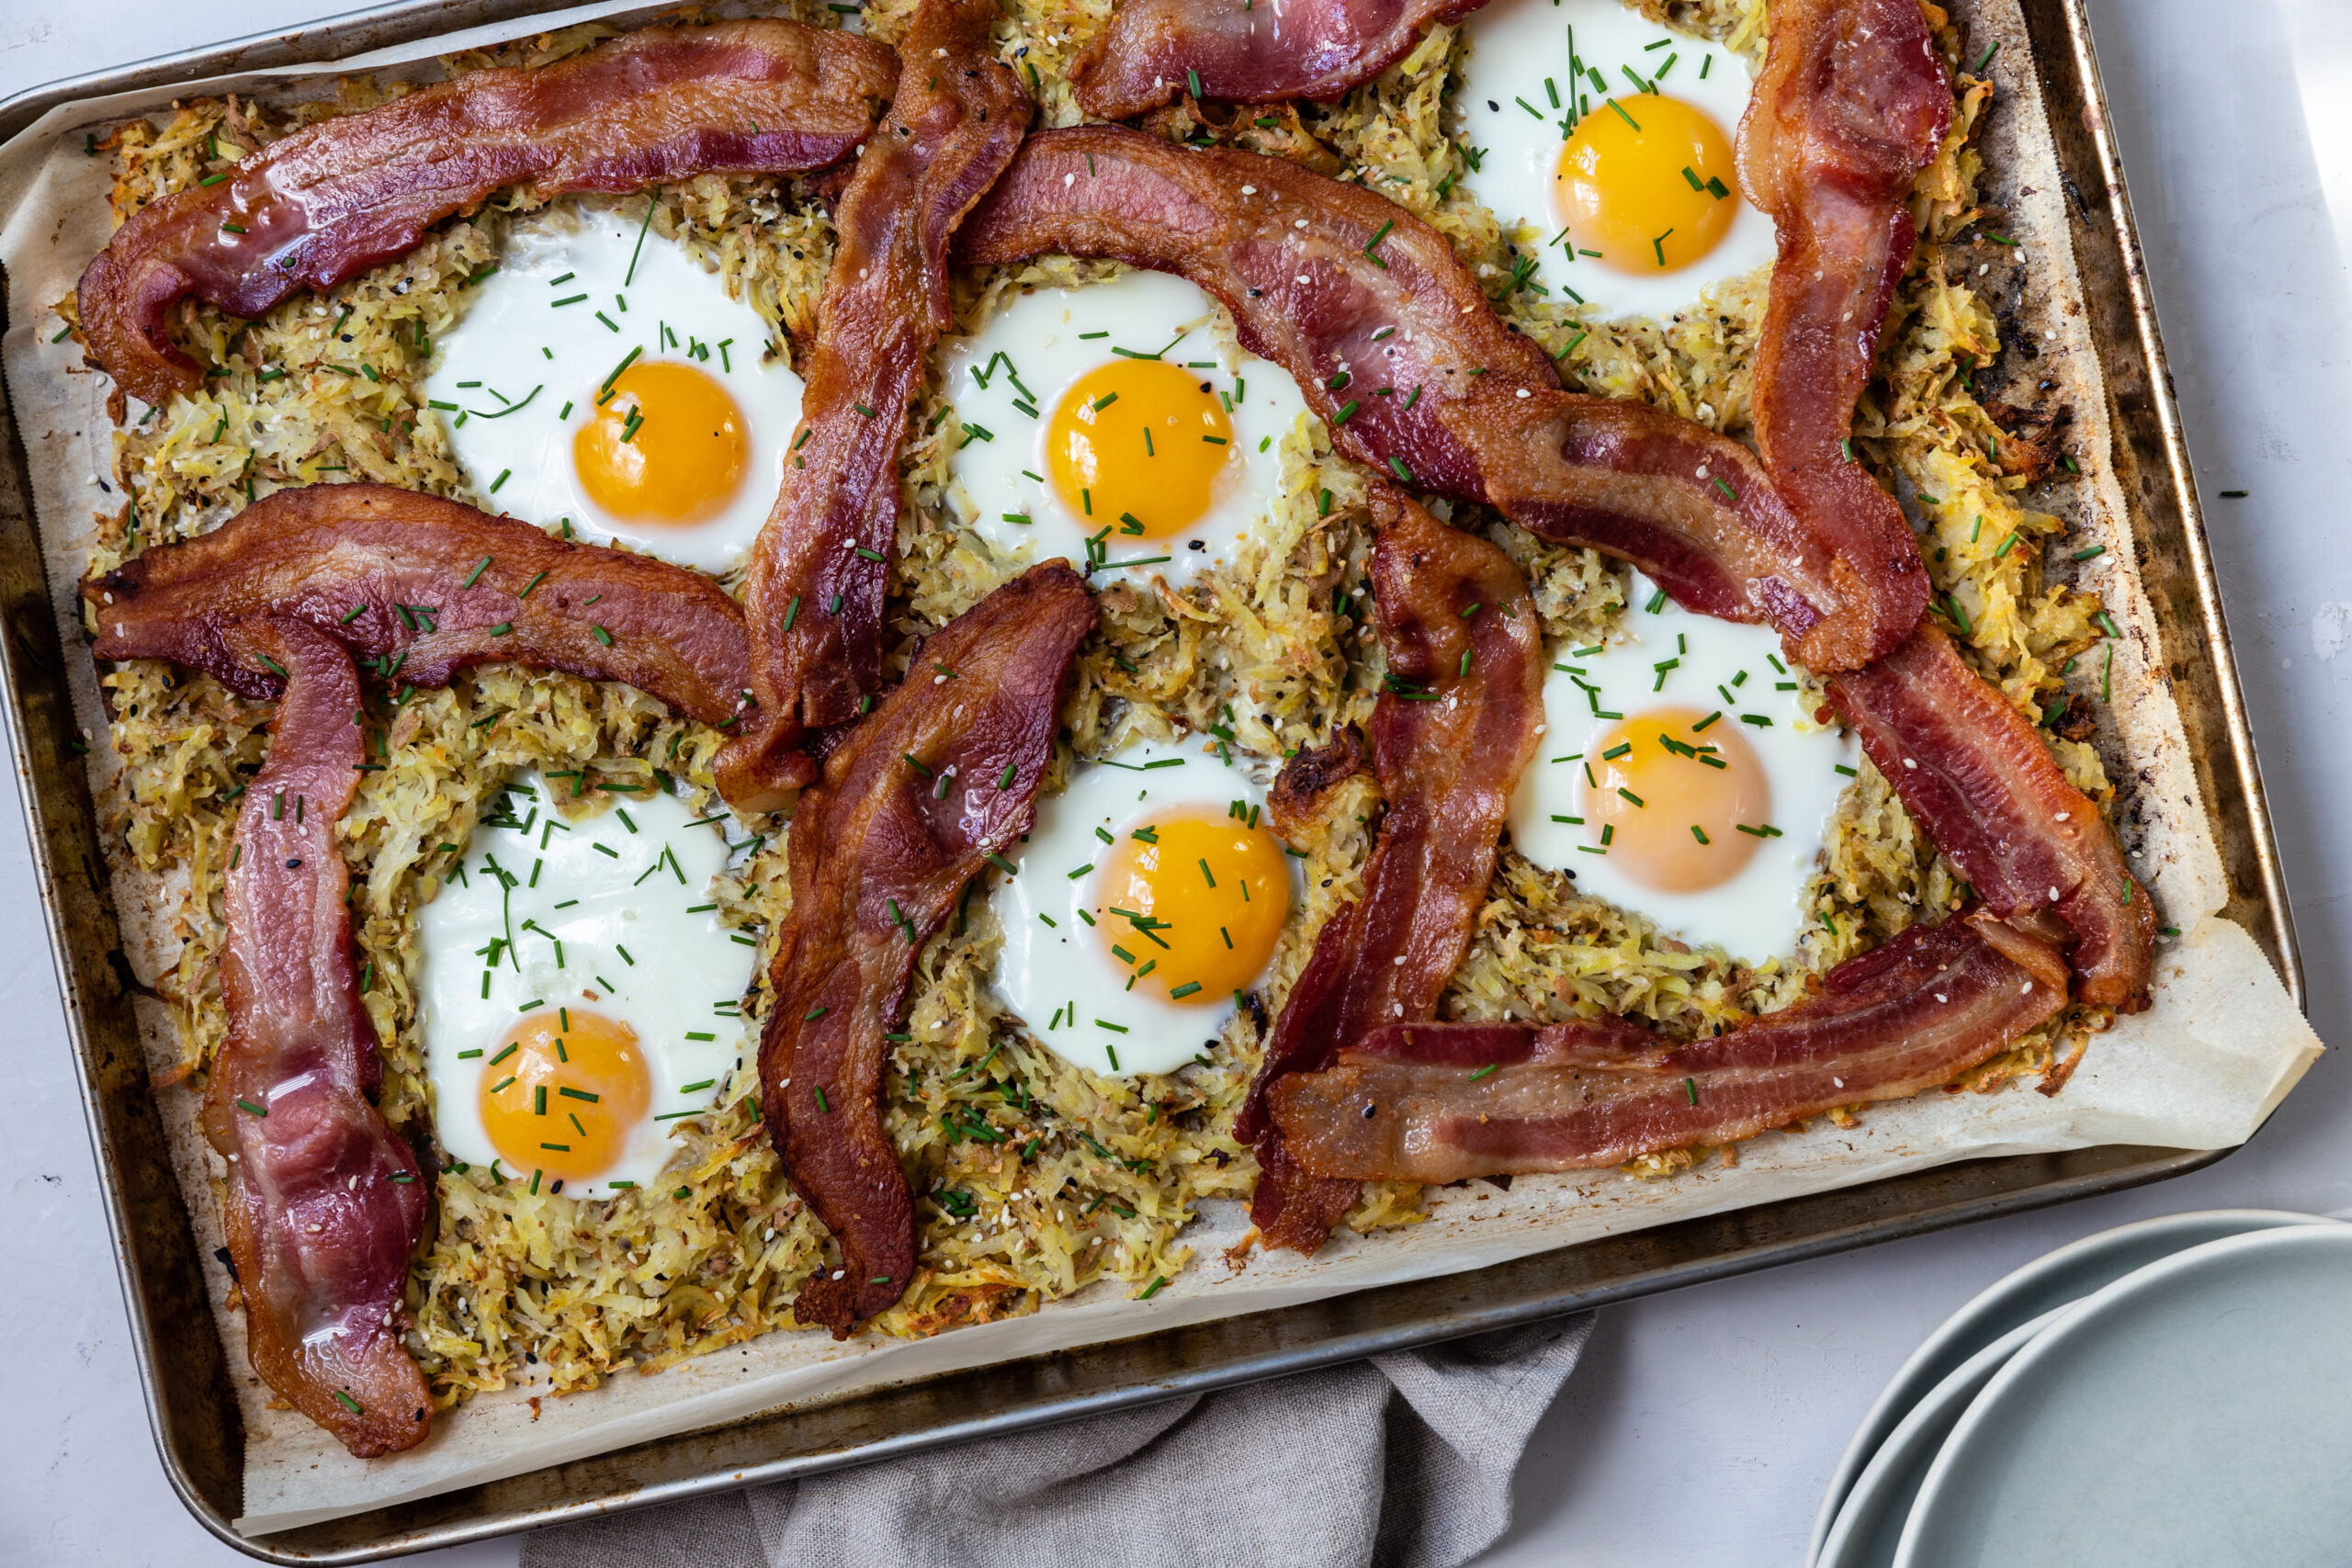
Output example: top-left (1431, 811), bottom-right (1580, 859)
top-left (1092, 808), bottom-right (1291, 1003)
top-left (571, 360), bottom-right (750, 525)
top-left (1555, 95), bottom-right (1742, 276)
top-left (1582, 706), bottom-right (1770, 892)
top-left (1047, 358), bottom-right (1235, 540)
top-left (479, 1009), bottom-right (652, 1185)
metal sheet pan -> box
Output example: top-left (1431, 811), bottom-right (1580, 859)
top-left (0, 0), bottom-right (2302, 1557)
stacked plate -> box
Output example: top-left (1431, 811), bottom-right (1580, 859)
top-left (1808, 1210), bottom-right (2352, 1568)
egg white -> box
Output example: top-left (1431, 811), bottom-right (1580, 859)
top-left (990, 738), bottom-right (1294, 1077)
top-left (419, 772), bottom-right (755, 1195)
top-left (937, 271), bottom-right (1311, 588)
top-left (426, 205), bottom-right (802, 573)
top-left (1507, 576), bottom-right (1860, 960)
top-left (1456, 0), bottom-right (1778, 321)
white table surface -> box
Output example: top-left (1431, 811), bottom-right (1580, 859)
top-left (3, 2), bottom-right (2346, 1562)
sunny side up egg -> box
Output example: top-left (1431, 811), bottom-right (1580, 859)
top-left (425, 206), bottom-right (805, 573)
top-left (939, 271), bottom-right (1311, 588)
top-left (1456, 0), bottom-right (1777, 320)
top-left (1507, 576), bottom-right (1860, 961)
top-left (420, 773), bottom-right (756, 1197)
top-left (991, 739), bottom-right (1298, 1076)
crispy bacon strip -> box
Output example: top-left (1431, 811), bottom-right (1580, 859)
top-left (726, 0), bottom-right (1032, 812)
top-left (956, 126), bottom-right (1913, 670)
top-left (1828, 625), bottom-right (2155, 1010)
top-left (1270, 910), bottom-right (2067, 1181)
top-left (83, 484), bottom-right (753, 730)
top-left (1074, 0), bottom-right (1485, 120)
top-left (201, 619), bottom-right (431, 1457)
top-left (761, 563), bottom-right (1097, 1335)
top-left (1737, 0), bottom-right (1949, 645)
top-left (78, 20), bottom-right (897, 407)
top-left (1238, 490), bottom-right (1543, 1253)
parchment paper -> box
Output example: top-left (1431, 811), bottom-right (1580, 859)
top-left (0, 0), bottom-right (2322, 1537)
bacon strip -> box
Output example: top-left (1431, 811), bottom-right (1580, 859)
top-left (1270, 910), bottom-right (2067, 1182)
top-left (83, 484), bottom-right (754, 731)
top-left (956, 125), bottom-right (1915, 671)
top-left (201, 619), bottom-right (432, 1457)
top-left (78, 20), bottom-right (898, 407)
top-left (1737, 0), bottom-right (1949, 648)
top-left (725, 0), bottom-right (1032, 812)
top-left (760, 563), bottom-right (1097, 1335)
top-left (1828, 625), bottom-right (2155, 1010)
top-left (1238, 489), bottom-right (1543, 1253)
top-left (1073, 0), bottom-right (1485, 120)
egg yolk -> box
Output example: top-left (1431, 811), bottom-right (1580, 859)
top-left (479, 1009), bottom-right (653, 1185)
top-left (572, 361), bottom-right (750, 525)
top-left (1555, 95), bottom-right (1742, 276)
top-left (1047, 358), bottom-right (1235, 540)
top-left (1092, 808), bottom-right (1291, 1003)
top-left (1582, 706), bottom-right (1770, 892)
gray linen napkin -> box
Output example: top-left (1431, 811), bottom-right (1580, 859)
top-left (521, 1313), bottom-right (1594, 1568)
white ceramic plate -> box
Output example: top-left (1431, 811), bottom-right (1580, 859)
top-left (1805, 1209), bottom-right (2334, 1563)
top-left (1814, 1307), bottom-right (2073, 1568)
top-left (1894, 1224), bottom-right (2352, 1568)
